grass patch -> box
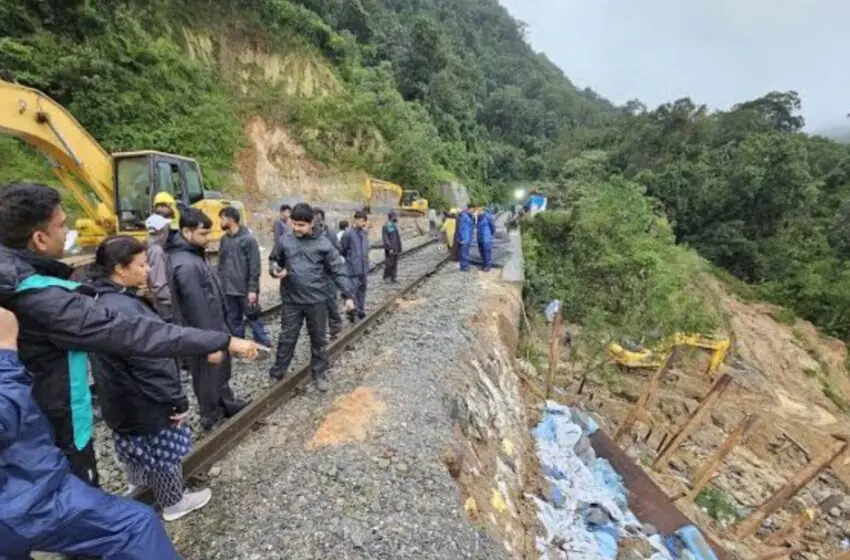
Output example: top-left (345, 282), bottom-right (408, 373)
top-left (770, 307), bottom-right (797, 325)
top-left (695, 487), bottom-right (744, 523)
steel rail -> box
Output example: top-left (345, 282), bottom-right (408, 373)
top-left (133, 249), bottom-right (450, 503)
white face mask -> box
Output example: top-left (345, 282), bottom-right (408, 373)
top-left (64, 230), bottom-right (79, 253)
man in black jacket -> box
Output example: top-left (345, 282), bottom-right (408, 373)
top-left (312, 207), bottom-right (344, 338)
top-left (167, 208), bottom-right (250, 430)
top-left (218, 207), bottom-right (271, 347)
top-left (0, 184), bottom-right (260, 489)
top-left (269, 203), bottom-right (355, 392)
top-left (340, 210), bottom-right (370, 321)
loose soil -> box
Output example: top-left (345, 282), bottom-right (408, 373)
top-left (306, 387), bottom-right (387, 450)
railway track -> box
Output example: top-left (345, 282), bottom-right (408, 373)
top-left (105, 240), bottom-right (452, 502)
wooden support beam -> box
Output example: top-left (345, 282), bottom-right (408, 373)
top-left (755, 547), bottom-right (797, 560)
top-left (652, 373), bottom-right (734, 470)
top-left (780, 431), bottom-right (811, 461)
top-left (734, 439), bottom-right (849, 539)
top-left (544, 308), bottom-right (562, 400)
top-left (685, 413), bottom-right (759, 501)
top-left (613, 347), bottom-right (680, 444)
top-left (764, 494), bottom-right (844, 547)
top-left (762, 508), bottom-right (816, 547)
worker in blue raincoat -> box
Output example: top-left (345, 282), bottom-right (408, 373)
top-left (476, 206), bottom-right (496, 271)
top-left (457, 205), bottom-right (475, 271)
top-left (0, 307), bottom-right (180, 560)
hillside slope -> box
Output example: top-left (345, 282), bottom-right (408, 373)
top-left (0, 0), bottom-right (614, 207)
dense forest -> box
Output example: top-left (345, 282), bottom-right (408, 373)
top-left (527, 92), bottom-right (850, 344)
top-left (0, 0), bottom-right (613, 200)
top-left (3, 0), bottom-right (850, 345)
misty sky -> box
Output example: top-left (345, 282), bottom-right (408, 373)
top-left (498, 0), bottom-right (850, 131)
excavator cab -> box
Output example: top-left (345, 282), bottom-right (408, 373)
top-left (400, 189), bottom-right (428, 215)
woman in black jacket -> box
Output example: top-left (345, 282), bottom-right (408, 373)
top-left (88, 236), bottom-right (211, 522)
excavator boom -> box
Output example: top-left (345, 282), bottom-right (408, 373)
top-left (0, 79), bottom-right (114, 228)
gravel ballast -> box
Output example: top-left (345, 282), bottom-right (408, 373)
top-left (166, 263), bottom-right (510, 559)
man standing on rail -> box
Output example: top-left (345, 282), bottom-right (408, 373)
top-left (268, 203), bottom-right (355, 391)
top-left (0, 307), bottom-right (182, 560)
top-left (167, 208), bottom-right (251, 431)
top-left (341, 210), bottom-right (370, 323)
top-left (0, 183), bottom-right (260, 489)
top-left (476, 206), bottom-right (496, 272)
top-left (381, 211), bottom-right (402, 283)
top-left (218, 207), bottom-right (272, 348)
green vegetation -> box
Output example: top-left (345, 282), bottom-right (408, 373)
top-left (1, 0), bottom-right (613, 202)
top-left (523, 175), bottom-right (722, 347)
top-left (539, 92), bottom-right (850, 342)
top-left (695, 487), bottom-right (744, 524)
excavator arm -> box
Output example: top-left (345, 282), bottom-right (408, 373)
top-left (0, 79), bottom-right (115, 231)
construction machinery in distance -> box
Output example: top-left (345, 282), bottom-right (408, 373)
top-left (607, 333), bottom-right (732, 378)
top-left (0, 78), bottom-right (248, 253)
top-left (363, 178), bottom-right (429, 215)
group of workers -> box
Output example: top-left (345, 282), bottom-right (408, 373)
top-left (438, 204), bottom-right (497, 272)
top-left (0, 183), bottom-right (267, 559)
top-left (0, 182), bottom-right (418, 559)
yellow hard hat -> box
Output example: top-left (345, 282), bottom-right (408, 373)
top-left (450, 207), bottom-right (458, 213)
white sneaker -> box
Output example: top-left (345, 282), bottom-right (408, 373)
top-left (162, 488), bottom-right (212, 522)
top-left (123, 484), bottom-right (139, 496)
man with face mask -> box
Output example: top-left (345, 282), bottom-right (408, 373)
top-left (0, 184), bottom-right (260, 492)
top-left (269, 203), bottom-right (355, 391)
top-left (167, 208), bottom-right (251, 431)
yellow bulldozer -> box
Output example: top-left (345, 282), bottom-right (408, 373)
top-left (607, 333), bottom-right (732, 378)
top-left (362, 178), bottom-right (429, 215)
top-left (0, 78), bottom-right (248, 252)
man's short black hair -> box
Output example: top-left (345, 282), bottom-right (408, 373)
top-left (180, 208), bottom-right (213, 230)
top-left (290, 202), bottom-right (313, 223)
top-left (279, 204), bottom-right (291, 213)
top-left (0, 183), bottom-right (62, 249)
top-left (338, 220), bottom-right (349, 230)
top-left (313, 207), bottom-right (325, 220)
top-left (219, 206), bottom-right (241, 223)
top-left (353, 210), bottom-right (367, 221)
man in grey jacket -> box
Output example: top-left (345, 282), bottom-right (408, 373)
top-left (145, 214), bottom-right (173, 321)
top-left (167, 208), bottom-right (249, 430)
top-left (218, 207), bottom-right (271, 347)
top-left (340, 210), bottom-right (370, 321)
top-left (269, 203), bottom-right (355, 391)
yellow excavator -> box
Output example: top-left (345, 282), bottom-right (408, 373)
top-left (0, 78), bottom-right (248, 251)
top-left (362, 178), bottom-right (429, 215)
top-left (607, 333), bottom-right (732, 378)
top-left (400, 189), bottom-right (429, 215)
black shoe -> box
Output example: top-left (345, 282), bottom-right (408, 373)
top-left (225, 399), bottom-right (250, 418)
top-left (201, 417), bottom-right (223, 432)
top-left (357, 311), bottom-right (366, 320)
top-left (269, 368), bottom-right (286, 381)
top-left (329, 330), bottom-right (341, 341)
